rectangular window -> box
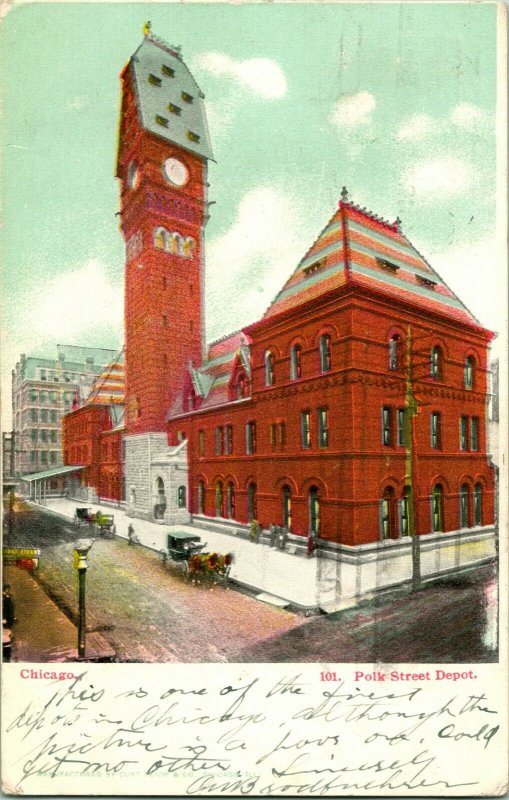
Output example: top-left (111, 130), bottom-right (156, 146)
top-left (301, 410), bottom-right (311, 449)
top-left (470, 417), bottom-right (479, 451)
top-left (215, 426), bottom-right (223, 455)
top-left (50, 430), bottom-right (57, 443)
top-left (198, 430), bottom-right (205, 457)
top-left (318, 408), bottom-right (329, 448)
top-left (41, 451), bottom-right (48, 463)
top-left (181, 91), bottom-right (193, 103)
top-left (30, 450), bottom-right (37, 463)
top-left (31, 429), bottom-right (37, 443)
top-left (29, 389), bottom-right (38, 402)
top-left (225, 425), bottom-right (233, 455)
top-left (269, 423), bottom-right (277, 449)
top-left (148, 73), bottom-right (162, 86)
top-left (40, 429), bottom-right (48, 443)
top-left (50, 451), bottom-right (57, 465)
top-left (50, 410), bottom-right (57, 423)
top-left (31, 408), bottom-right (38, 422)
top-left (161, 64), bottom-right (175, 77)
top-left (187, 130), bottom-right (200, 143)
top-left (278, 421), bottom-right (286, 448)
top-left (397, 408), bottom-right (405, 447)
top-left (246, 421), bottom-right (256, 455)
top-left (156, 115), bottom-right (168, 127)
top-left (431, 412), bottom-right (441, 449)
top-left (460, 416), bottom-right (468, 451)
top-left (382, 406), bottom-right (392, 446)
top-left (168, 102), bottom-right (181, 115)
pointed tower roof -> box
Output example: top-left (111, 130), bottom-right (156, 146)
top-left (127, 28), bottom-right (213, 161)
top-left (84, 350), bottom-right (125, 407)
top-left (263, 191), bottom-right (480, 328)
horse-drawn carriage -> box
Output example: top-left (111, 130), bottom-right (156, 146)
top-left (73, 508), bottom-right (116, 538)
top-left (161, 531), bottom-right (233, 585)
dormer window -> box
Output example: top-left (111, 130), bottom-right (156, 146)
top-left (417, 275), bottom-right (437, 289)
top-left (168, 103), bottom-right (181, 115)
top-left (304, 258), bottom-right (325, 277)
top-left (161, 64), bottom-right (175, 77)
top-left (148, 74), bottom-right (162, 86)
top-left (181, 91), bottom-right (193, 103)
top-left (376, 258), bottom-right (399, 273)
top-left (187, 130), bottom-right (200, 143)
top-left (156, 115), bottom-right (169, 127)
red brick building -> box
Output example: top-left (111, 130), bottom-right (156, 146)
top-left (63, 28), bottom-right (495, 559)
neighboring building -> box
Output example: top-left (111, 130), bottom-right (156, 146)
top-left (488, 358), bottom-right (499, 467)
top-left (63, 29), bottom-right (496, 598)
top-left (2, 431), bottom-right (15, 482)
top-left (12, 345), bottom-right (117, 478)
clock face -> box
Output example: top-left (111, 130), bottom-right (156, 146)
top-left (127, 161), bottom-right (140, 190)
top-left (163, 157), bottom-right (189, 187)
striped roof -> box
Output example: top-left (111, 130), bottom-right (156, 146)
top-left (263, 195), bottom-right (480, 327)
top-left (84, 350), bottom-right (125, 407)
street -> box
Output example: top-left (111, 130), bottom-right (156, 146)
top-left (4, 506), bottom-right (498, 663)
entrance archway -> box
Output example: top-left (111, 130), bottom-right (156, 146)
top-left (153, 476), bottom-right (167, 519)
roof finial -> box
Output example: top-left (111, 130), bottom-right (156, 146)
top-left (143, 21), bottom-right (152, 37)
top-left (394, 216), bottom-right (402, 232)
top-left (341, 186), bottom-right (349, 203)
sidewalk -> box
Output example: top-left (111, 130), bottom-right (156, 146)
top-left (3, 564), bottom-right (115, 662)
top-left (39, 498), bottom-right (319, 608)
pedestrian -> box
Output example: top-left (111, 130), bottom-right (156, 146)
top-left (127, 524), bottom-right (135, 545)
top-left (2, 585), bottom-right (15, 627)
top-left (307, 533), bottom-right (317, 557)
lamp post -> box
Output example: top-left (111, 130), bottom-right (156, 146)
top-left (73, 539), bottom-right (93, 659)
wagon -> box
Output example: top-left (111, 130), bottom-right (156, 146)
top-left (95, 513), bottom-right (116, 538)
top-left (73, 507), bottom-right (94, 527)
top-left (164, 531), bottom-right (206, 565)
top-left (161, 532), bottom-right (233, 586)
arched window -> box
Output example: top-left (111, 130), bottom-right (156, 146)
top-left (282, 485), bottom-right (292, 529)
top-left (197, 480), bottom-right (205, 514)
top-left (319, 334), bottom-right (332, 373)
top-left (399, 486), bottom-right (412, 537)
top-left (168, 232), bottom-right (178, 254)
top-left (236, 371), bottom-right (250, 399)
top-left (460, 484), bottom-right (470, 528)
top-left (183, 237), bottom-right (195, 258)
top-left (309, 486), bottom-right (320, 535)
top-left (389, 335), bottom-right (402, 371)
top-left (130, 488), bottom-right (136, 507)
top-left (464, 357), bottom-right (474, 390)
top-left (380, 486), bottom-right (396, 540)
top-left (215, 481), bottom-right (223, 517)
top-left (431, 484), bottom-right (444, 532)
top-left (227, 482), bottom-right (235, 519)
top-left (247, 482), bottom-right (257, 522)
top-left (290, 345), bottom-right (302, 380)
top-left (187, 388), bottom-right (197, 410)
top-left (264, 351), bottom-right (275, 386)
top-left (430, 346), bottom-right (443, 380)
top-left (473, 483), bottom-right (483, 526)
top-left (177, 485), bottom-right (187, 509)
top-left (154, 227), bottom-right (166, 249)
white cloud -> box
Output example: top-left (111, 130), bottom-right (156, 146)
top-left (196, 52), bottom-right (287, 99)
top-left (205, 186), bottom-right (304, 338)
top-left (450, 102), bottom-right (484, 128)
top-left (330, 91), bottom-right (376, 128)
top-left (396, 113), bottom-right (434, 141)
top-left (401, 156), bottom-right (472, 198)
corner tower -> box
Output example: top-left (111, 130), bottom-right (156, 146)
top-left (116, 26), bottom-right (213, 434)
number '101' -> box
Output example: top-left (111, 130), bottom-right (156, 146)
top-left (320, 671), bottom-right (338, 681)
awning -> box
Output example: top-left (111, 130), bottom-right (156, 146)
top-left (19, 465), bottom-right (85, 482)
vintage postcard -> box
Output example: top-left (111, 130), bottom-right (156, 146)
top-left (1, 1), bottom-right (507, 795)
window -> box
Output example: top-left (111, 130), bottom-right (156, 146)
top-left (319, 334), bottom-right (332, 373)
top-left (177, 486), bottom-right (187, 509)
top-left (156, 115), bottom-right (168, 127)
top-left (49, 391), bottom-right (57, 403)
top-left (40, 409), bottom-right (48, 423)
top-left (431, 484), bottom-right (444, 532)
top-left (161, 64), bottom-right (175, 77)
top-left (382, 406), bottom-right (392, 446)
top-left (215, 426), bottom-right (223, 456)
top-left (301, 411), bottom-right (311, 449)
top-left (227, 482), bottom-right (235, 519)
top-left (399, 487), bottom-right (411, 537)
top-left (30, 429), bottom-right (37, 443)
top-left (417, 275), bottom-right (437, 289)
top-left (282, 485), bottom-right (292, 529)
top-left (278, 422), bottom-right (286, 448)
top-left (460, 416), bottom-right (468, 451)
top-left (41, 451), bottom-right (48, 463)
top-left (29, 389), bottom-right (38, 402)
top-left (460, 484), bottom-right (470, 528)
top-left (380, 487), bottom-right (396, 540)
top-left (430, 346), bottom-right (443, 379)
top-left (40, 391), bottom-right (47, 404)
top-left (49, 451), bottom-right (57, 465)
top-left (470, 417), bottom-right (479, 451)
top-left (397, 408), bottom-right (406, 447)
top-left (198, 430), bottom-right (205, 457)
top-left (197, 481), bottom-right (205, 514)
top-left (389, 335), bottom-right (402, 371)
top-left (50, 410), bottom-right (57, 423)
top-left (269, 423), bottom-right (277, 449)
top-left (30, 451), bottom-right (37, 464)
top-left (215, 482), bottom-right (223, 517)
top-left (246, 421), bottom-right (257, 454)
top-left (31, 408), bottom-right (38, 422)
top-left (50, 430), bottom-right (57, 443)
top-left (225, 425), bottom-right (233, 455)
top-left (148, 73), bottom-right (162, 86)
top-left (290, 345), bottom-right (302, 380)
top-left (187, 130), bottom-right (200, 143)
top-left (181, 91), bottom-right (193, 103)
top-left (318, 408), bottom-right (329, 448)
top-left (464, 357), bottom-right (474, 390)
top-left (247, 483), bottom-right (257, 522)
top-left (168, 102), bottom-right (181, 115)
top-left (474, 484), bottom-right (483, 526)
top-left (431, 412), bottom-right (441, 449)
top-left (309, 486), bottom-right (320, 535)
top-left (264, 351), bottom-right (275, 386)
top-left (236, 372), bottom-right (250, 399)
top-left (163, 314), bottom-right (168, 327)
top-left (40, 429), bottom-right (48, 443)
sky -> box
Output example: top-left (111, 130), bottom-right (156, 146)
top-left (0, 1), bottom-right (505, 428)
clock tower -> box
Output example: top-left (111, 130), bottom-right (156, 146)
top-left (116, 27), bottom-right (213, 435)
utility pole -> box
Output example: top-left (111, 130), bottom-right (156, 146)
top-left (404, 325), bottom-right (421, 590)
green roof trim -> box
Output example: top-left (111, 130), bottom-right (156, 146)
top-left (20, 465), bottom-right (85, 482)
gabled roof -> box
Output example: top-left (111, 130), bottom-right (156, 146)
top-left (128, 31), bottom-right (213, 161)
top-left (263, 191), bottom-right (480, 328)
